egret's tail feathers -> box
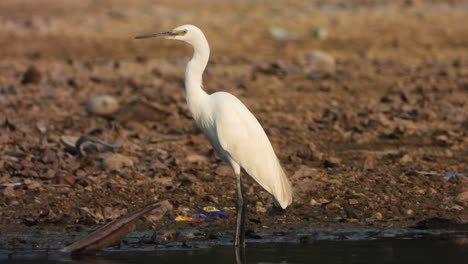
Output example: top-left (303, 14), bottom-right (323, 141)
top-left (274, 167), bottom-right (293, 209)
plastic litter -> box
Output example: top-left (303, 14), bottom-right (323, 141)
top-left (169, 206), bottom-right (228, 222)
top-left (444, 173), bottom-right (466, 178)
top-left (269, 26), bottom-right (299, 41)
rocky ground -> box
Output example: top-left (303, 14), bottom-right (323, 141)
top-left (0, 0), bottom-right (467, 241)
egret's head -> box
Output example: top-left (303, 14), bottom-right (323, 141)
top-left (135, 24), bottom-right (204, 45)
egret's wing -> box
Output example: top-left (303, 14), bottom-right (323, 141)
top-left (213, 93), bottom-right (292, 208)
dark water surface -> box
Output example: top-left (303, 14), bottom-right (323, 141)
top-left (1, 228), bottom-right (467, 263)
top-left (2, 238), bottom-right (467, 264)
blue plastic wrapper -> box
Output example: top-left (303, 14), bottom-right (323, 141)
top-left (169, 207), bottom-right (227, 222)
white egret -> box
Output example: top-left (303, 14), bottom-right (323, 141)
top-left (135, 25), bottom-right (293, 248)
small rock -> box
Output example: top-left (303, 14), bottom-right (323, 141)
top-left (21, 65), bottom-right (42, 85)
top-left (310, 198), bottom-right (331, 207)
top-left (304, 50), bottom-right (335, 74)
top-left (348, 199), bottom-right (359, 205)
top-left (27, 181), bottom-right (42, 190)
top-left (60, 136), bottom-right (79, 149)
top-left (162, 230), bottom-right (180, 241)
top-left (3, 187), bottom-right (25, 198)
top-left (400, 154), bottom-right (413, 163)
top-left (23, 217), bottom-right (38, 226)
top-left (253, 62), bottom-right (288, 79)
top-left (363, 155), bottom-right (377, 171)
top-left (414, 188), bottom-right (426, 195)
top-left (373, 212), bottom-right (384, 220)
top-left (36, 123), bottom-right (47, 133)
top-left (325, 202), bottom-right (342, 210)
top-left (310, 198), bottom-right (319, 206)
top-left (3, 187), bottom-right (16, 198)
top-left (428, 188), bottom-right (437, 195)
top-left (405, 209), bottom-right (415, 216)
top-left (115, 99), bottom-right (169, 122)
top-left (102, 154), bottom-right (134, 170)
top-left (255, 205), bottom-right (267, 214)
top-left (323, 157), bottom-right (340, 168)
top-left (294, 143), bottom-right (323, 161)
top-left (434, 134), bottom-right (450, 146)
top-left (292, 166), bottom-right (322, 193)
top-left (185, 154), bottom-right (208, 164)
top-left (456, 191), bottom-right (468, 203)
top-left (215, 165), bottom-right (232, 176)
top-left (85, 95), bottom-right (120, 116)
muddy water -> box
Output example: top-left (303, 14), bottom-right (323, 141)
top-left (2, 239), bottom-right (468, 264)
top-left (1, 229), bottom-right (467, 263)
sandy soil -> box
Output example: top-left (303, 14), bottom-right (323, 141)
top-left (0, 0), bottom-right (467, 238)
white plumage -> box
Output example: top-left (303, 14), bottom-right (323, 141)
top-left (136, 24), bottom-right (292, 247)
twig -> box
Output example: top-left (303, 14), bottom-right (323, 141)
top-left (61, 200), bottom-right (172, 253)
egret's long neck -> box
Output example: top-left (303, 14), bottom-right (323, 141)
top-left (185, 36), bottom-right (210, 107)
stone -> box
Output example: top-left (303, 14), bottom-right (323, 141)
top-left (102, 153), bottom-right (134, 170)
top-left (85, 95), bottom-right (119, 116)
top-left (21, 65), bottom-right (42, 85)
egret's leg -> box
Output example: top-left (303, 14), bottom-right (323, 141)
top-left (234, 171), bottom-right (246, 248)
top-left (234, 245), bottom-right (246, 264)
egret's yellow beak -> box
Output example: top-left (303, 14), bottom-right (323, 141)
top-left (135, 30), bottom-right (186, 39)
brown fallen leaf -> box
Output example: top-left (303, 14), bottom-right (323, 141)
top-left (2, 186), bottom-right (25, 198)
top-left (26, 181), bottom-right (42, 190)
top-left (54, 175), bottom-right (76, 186)
top-left (103, 206), bottom-right (128, 221)
top-left (79, 207), bottom-right (105, 224)
top-left (61, 200), bottom-right (172, 253)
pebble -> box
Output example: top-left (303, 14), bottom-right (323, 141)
top-left (162, 230), bottom-right (180, 241)
top-left (304, 50), bottom-right (335, 74)
top-left (323, 157), bottom-right (341, 168)
top-left (405, 209), bottom-right (414, 216)
top-left (21, 65), bottom-right (42, 85)
top-left (434, 134), bottom-right (449, 146)
top-left (255, 204), bottom-right (267, 214)
top-left (310, 198), bottom-right (319, 206)
top-left (456, 191), bottom-right (468, 203)
top-left (185, 154), bottom-right (209, 164)
top-left (2, 187), bottom-right (25, 198)
top-left (373, 212), bottom-right (384, 220)
top-left (363, 155), bottom-right (377, 171)
top-left (215, 165), bottom-right (232, 177)
top-left (102, 153), bottom-right (134, 170)
top-left (400, 154), bottom-right (413, 163)
top-left (85, 95), bottom-right (119, 116)
top-left (325, 202), bottom-right (342, 210)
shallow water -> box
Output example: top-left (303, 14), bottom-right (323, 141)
top-left (0, 229), bottom-right (468, 264)
top-left (2, 237), bottom-right (468, 264)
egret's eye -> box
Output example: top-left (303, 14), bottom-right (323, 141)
top-left (176, 29), bottom-right (188, 36)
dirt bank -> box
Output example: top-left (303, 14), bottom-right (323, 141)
top-left (0, 0), bottom-right (467, 238)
